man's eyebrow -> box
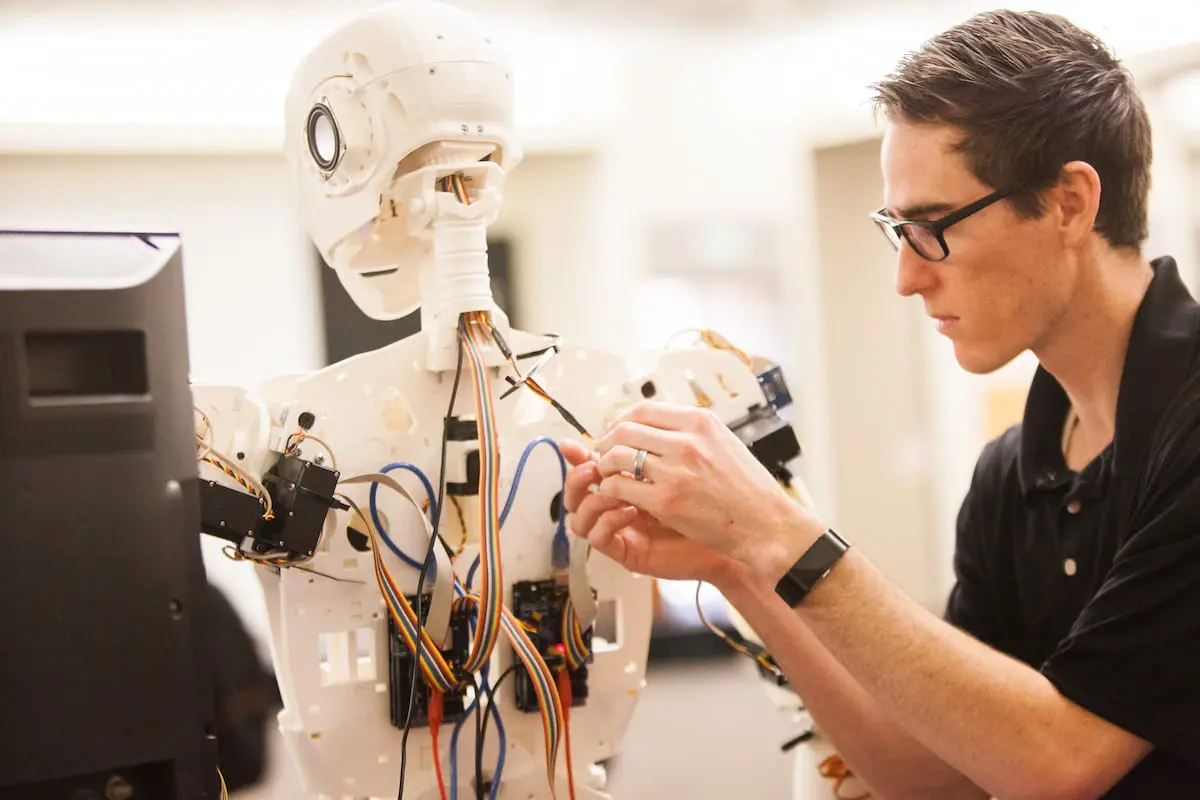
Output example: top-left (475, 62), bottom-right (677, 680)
top-left (885, 201), bottom-right (954, 220)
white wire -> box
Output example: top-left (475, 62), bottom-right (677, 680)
top-left (292, 432), bottom-right (339, 472)
top-left (194, 406), bottom-right (214, 462)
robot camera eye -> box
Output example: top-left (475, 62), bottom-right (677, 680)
top-left (306, 104), bottom-right (341, 171)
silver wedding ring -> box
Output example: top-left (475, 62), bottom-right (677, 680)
top-left (633, 448), bottom-right (649, 481)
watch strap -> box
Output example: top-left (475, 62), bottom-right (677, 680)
top-left (774, 528), bottom-right (850, 608)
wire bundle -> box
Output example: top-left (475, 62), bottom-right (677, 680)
top-left (195, 406), bottom-right (275, 521)
top-left (452, 588), bottom-right (564, 791)
top-left (560, 597), bottom-right (590, 672)
top-left (459, 311), bottom-right (506, 674)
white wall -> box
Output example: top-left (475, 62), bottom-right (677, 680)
top-left (0, 154), bottom-right (322, 386)
top-left (488, 150), bottom-right (606, 342)
top-left (809, 138), bottom-right (943, 608)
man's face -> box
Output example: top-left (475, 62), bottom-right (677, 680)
top-left (879, 120), bottom-right (1076, 374)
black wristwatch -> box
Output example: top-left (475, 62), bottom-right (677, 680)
top-left (774, 528), bottom-right (850, 608)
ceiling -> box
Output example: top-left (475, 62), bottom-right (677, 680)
top-left (0, 0), bottom-right (904, 31)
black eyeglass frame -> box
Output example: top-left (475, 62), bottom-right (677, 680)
top-left (870, 187), bottom-right (1014, 262)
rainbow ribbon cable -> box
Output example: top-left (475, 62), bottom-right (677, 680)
top-left (560, 597), bottom-right (591, 672)
top-left (455, 587), bottom-right (563, 794)
top-left (460, 313), bottom-right (505, 673)
top-left (340, 493), bottom-right (461, 692)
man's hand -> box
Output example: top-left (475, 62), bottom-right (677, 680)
top-left (583, 400), bottom-right (825, 586)
top-left (560, 440), bottom-right (751, 587)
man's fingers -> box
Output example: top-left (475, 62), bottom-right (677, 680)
top-left (583, 506), bottom-right (636, 561)
top-left (563, 461), bottom-right (601, 514)
top-left (611, 400), bottom-right (707, 433)
top-left (597, 417), bottom-right (687, 459)
top-left (569, 492), bottom-right (626, 540)
top-left (558, 438), bottom-right (597, 467)
top-left (597, 474), bottom-right (659, 514)
top-left (597, 444), bottom-right (661, 482)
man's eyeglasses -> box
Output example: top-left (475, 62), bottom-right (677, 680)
top-left (870, 187), bottom-right (1013, 262)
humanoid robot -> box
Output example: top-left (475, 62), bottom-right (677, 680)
top-left (192, 2), bottom-right (802, 798)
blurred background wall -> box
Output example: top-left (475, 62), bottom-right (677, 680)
top-left (5, 0), bottom-right (1200, 796)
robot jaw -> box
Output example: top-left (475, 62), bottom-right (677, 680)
top-left (329, 150), bottom-right (514, 371)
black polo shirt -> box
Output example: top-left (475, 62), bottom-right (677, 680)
top-left (945, 256), bottom-right (1200, 796)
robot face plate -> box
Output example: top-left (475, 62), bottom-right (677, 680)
top-left (284, 0), bottom-right (523, 321)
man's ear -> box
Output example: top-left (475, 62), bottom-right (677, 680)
top-left (1054, 161), bottom-right (1102, 248)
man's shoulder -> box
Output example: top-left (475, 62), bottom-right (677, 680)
top-left (957, 423), bottom-right (1026, 517)
top-left (975, 423), bottom-right (1024, 484)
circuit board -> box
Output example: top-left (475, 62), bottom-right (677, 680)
top-left (511, 579), bottom-right (591, 713)
top-left (387, 596), bottom-right (472, 729)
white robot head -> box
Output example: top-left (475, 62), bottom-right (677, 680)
top-left (285, 0), bottom-right (522, 321)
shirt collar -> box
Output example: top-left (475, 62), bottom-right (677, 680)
top-left (1018, 256), bottom-right (1200, 496)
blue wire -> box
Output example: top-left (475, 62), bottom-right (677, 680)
top-left (448, 670), bottom-right (475, 800)
top-left (368, 450), bottom-right (552, 796)
top-left (488, 700), bottom-right (507, 800)
top-left (453, 440), bottom-right (567, 793)
top-left (466, 437), bottom-right (569, 590)
top-left (367, 462), bottom-right (438, 574)
top-left (449, 644), bottom-right (508, 798)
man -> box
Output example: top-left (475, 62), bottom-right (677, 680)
top-left (561, 10), bottom-right (1200, 799)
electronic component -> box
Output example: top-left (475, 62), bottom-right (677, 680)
top-left (254, 455), bottom-right (343, 558)
top-left (387, 597), bottom-right (472, 730)
top-left (730, 406), bottom-right (802, 482)
top-left (511, 579), bottom-right (591, 713)
top-left (200, 479), bottom-right (265, 545)
top-left (755, 361), bottom-right (793, 412)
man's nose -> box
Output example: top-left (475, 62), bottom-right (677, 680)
top-left (894, 242), bottom-right (937, 298)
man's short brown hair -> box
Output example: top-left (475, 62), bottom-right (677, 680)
top-left (870, 10), bottom-right (1152, 249)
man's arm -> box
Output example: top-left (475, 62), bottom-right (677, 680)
top-left (719, 574), bottom-right (988, 800)
top-left (754, 544), bottom-right (1152, 800)
top-left (584, 402), bottom-right (1162, 799)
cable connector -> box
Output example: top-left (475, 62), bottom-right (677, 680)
top-left (551, 529), bottom-right (571, 571)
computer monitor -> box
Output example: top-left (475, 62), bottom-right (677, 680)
top-left (0, 231), bottom-right (220, 798)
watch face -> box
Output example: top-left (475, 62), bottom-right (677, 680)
top-left (774, 528), bottom-right (849, 607)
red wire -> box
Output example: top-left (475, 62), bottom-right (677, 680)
top-left (557, 669), bottom-right (578, 800)
top-left (429, 692), bottom-right (448, 800)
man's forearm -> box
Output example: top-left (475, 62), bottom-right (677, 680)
top-left (790, 549), bottom-right (1147, 800)
top-left (721, 577), bottom-right (986, 800)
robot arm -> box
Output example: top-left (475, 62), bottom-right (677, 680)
top-left (627, 329), bottom-right (802, 484)
top-left (194, 383), bottom-right (344, 565)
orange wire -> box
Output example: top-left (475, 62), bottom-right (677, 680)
top-left (557, 669), bottom-right (578, 800)
top-left (818, 754), bottom-right (872, 800)
top-left (429, 692), bottom-right (448, 800)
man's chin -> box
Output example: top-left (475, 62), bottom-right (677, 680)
top-left (952, 341), bottom-right (1014, 376)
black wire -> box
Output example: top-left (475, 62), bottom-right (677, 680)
top-left (478, 664), bottom-right (521, 756)
top-left (780, 729), bottom-right (816, 753)
top-left (474, 675), bottom-right (484, 800)
top-left (514, 345), bottom-right (556, 360)
top-left (397, 315), bottom-right (467, 800)
top-left (490, 329), bottom-right (590, 439)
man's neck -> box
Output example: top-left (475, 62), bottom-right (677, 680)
top-left (1033, 248), bottom-right (1154, 462)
